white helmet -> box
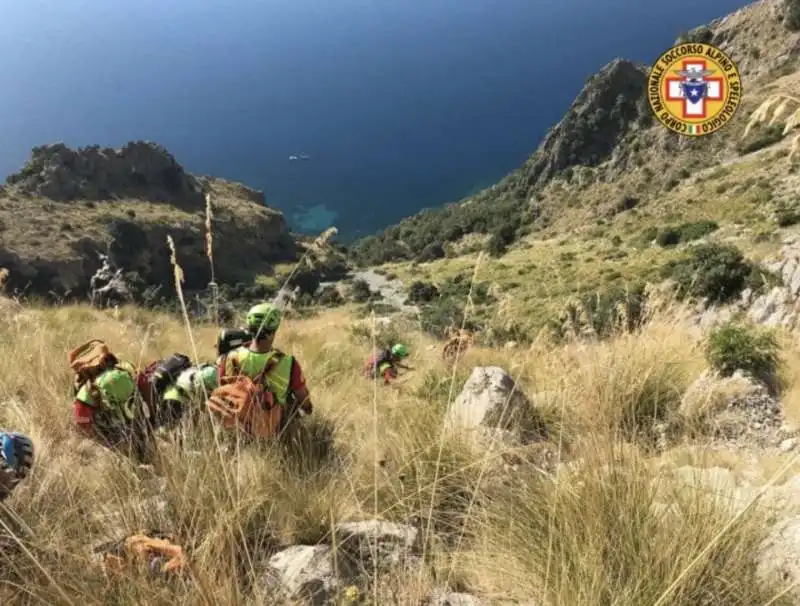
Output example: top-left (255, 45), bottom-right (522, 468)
top-left (176, 365), bottom-right (218, 395)
top-left (175, 368), bottom-right (196, 394)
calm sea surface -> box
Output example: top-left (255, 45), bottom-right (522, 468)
top-left (0, 0), bottom-right (751, 239)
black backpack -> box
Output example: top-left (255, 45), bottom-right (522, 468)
top-left (217, 328), bottom-right (251, 356)
top-left (140, 354), bottom-right (192, 405)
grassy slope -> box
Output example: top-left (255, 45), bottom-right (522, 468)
top-left (0, 297), bottom-right (798, 603)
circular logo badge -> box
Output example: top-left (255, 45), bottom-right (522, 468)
top-left (647, 42), bottom-right (742, 137)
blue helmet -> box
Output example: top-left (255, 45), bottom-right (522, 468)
top-left (1, 433), bottom-right (34, 477)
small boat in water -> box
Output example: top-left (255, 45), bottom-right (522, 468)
top-left (289, 154), bottom-right (311, 161)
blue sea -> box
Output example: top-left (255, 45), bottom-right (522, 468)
top-left (0, 0), bottom-right (751, 240)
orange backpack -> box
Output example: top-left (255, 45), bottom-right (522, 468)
top-left (68, 339), bottom-right (117, 393)
top-left (99, 531), bottom-right (186, 577)
top-left (206, 367), bottom-right (283, 438)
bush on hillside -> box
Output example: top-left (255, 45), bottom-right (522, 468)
top-left (613, 195), bottom-right (639, 214)
top-left (485, 222), bottom-right (517, 257)
top-left (655, 220), bottom-right (719, 247)
top-left (655, 227), bottom-right (682, 247)
top-left (776, 207), bottom-right (800, 227)
top-left (287, 267), bottom-right (322, 295)
top-left (349, 278), bottom-right (373, 303)
top-left (220, 281), bottom-right (277, 301)
top-left (678, 219), bottom-right (719, 241)
top-left (419, 296), bottom-right (480, 338)
top-left (662, 243), bottom-right (768, 304)
top-left (350, 195), bottom-right (533, 265)
top-left (418, 242), bottom-right (446, 262)
top-left (350, 237), bottom-right (410, 266)
top-left (438, 273), bottom-right (494, 305)
top-left (406, 280), bottom-right (439, 303)
top-left (317, 284), bottom-right (343, 307)
top-left (705, 321), bottom-right (782, 387)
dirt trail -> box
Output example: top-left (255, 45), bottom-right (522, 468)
top-left (350, 270), bottom-right (419, 313)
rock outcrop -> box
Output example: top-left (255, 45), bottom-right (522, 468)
top-left (0, 142), bottom-right (298, 299)
top-left (758, 516), bottom-right (800, 600)
top-left (266, 545), bottom-right (340, 606)
top-left (515, 58), bottom-right (649, 191)
top-left (445, 366), bottom-right (548, 444)
top-left (747, 238), bottom-right (800, 328)
top-left (265, 519), bottom-right (421, 604)
top-left (89, 252), bottom-right (133, 307)
top-left (426, 591), bottom-right (487, 606)
top-left (688, 238), bottom-right (800, 332)
top-left (334, 520), bottom-right (420, 576)
top-left (5, 141), bottom-right (204, 208)
top-left (679, 370), bottom-right (784, 448)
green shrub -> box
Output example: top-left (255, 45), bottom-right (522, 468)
top-left (656, 227), bottom-right (681, 247)
top-left (486, 234), bottom-right (508, 257)
top-left (438, 274), bottom-right (494, 305)
top-left (678, 219), bottom-right (719, 241)
top-left (287, 267), bottom-right (321, 295)
top-left (349, 194), bottom-right (530, 266)
top-left (655, 221), bottom-right (719, 247)
top-left (776, 208), bottom-right (800, 227)
top-left (349, 278), bottom-right (372, 303)
top-left (705, 322), bottom-right (782, 386)
top-left (406, 280), bottom-right (439, 303)
top-left (486, 222), bottom-right (516, 257)
top-left (317, 285), bottom-right (343, 307)
top-left (418, 242), bottom-right (446, 262)
top-left (419, 297), bottom-right (479, 338)
top-left (662, 243), bottom-right (759, 304)
top-left (613, 196), bottom-right (639, 214)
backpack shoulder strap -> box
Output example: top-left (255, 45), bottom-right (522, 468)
top-left (253, 351), bottom-right (277, 386)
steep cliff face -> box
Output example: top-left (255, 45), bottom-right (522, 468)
top-left (511, 58), bottom-right (650, 194)
top-left (350, 58), bottom-right (650, 265)
top-left (0, 143), bottom-right (297, 299)
top-left (351, 0), bottom-right (800, 266)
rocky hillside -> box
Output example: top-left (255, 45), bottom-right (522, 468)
top-left (351, 0), bottom-right (800, 268)
top-left (0, 142), bottom-right (298, 299)
top-left (342, 0), bottom-right (800, 344)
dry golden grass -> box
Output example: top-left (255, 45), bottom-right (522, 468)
top-left (0, 296), bottom-right (794, 604)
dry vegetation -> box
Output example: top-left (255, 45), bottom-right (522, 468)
top-left (0, 287), bottom-right (798, 603)
top-left (6, 4), bottom-right (800, 603)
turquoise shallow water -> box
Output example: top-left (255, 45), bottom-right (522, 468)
top-left (0, 0), bottom-right (751, 239)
